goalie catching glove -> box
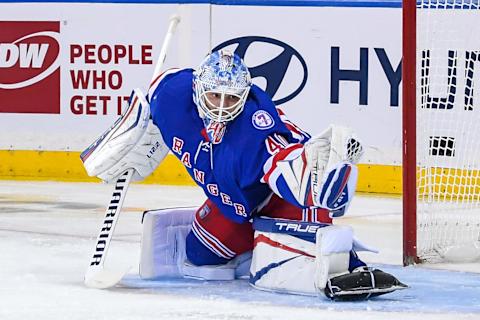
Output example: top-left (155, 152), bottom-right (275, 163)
top-left (273, 125), bottom-right (364, 214)
top-left (307, 125), bottom-right (363, 211)
top-left (80, 89), bottom-right (169, 183)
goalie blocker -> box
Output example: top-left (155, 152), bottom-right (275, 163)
top-left (250, 217), bottom-right (408, 300)
top-left (80, 88), bottom-right (169, 183)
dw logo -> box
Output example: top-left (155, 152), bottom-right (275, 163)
top-left (213, 36), bottom-right (308, 105)
top-left (0, 21), bottom-right (60, 114)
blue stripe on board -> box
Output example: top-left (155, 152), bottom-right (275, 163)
top-left (0, 0), bottom-right (403, 8)
top-left (2, 0), bottom-right (479, 8)
top-left (213, 0), bottom-right (401, 7)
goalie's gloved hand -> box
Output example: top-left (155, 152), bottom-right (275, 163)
top-left (81, 89), bottom-right (169, 183)
top-left (324, 267), bottom-right (408, 301)
top-left (306, 125), bottom-right (364, 210)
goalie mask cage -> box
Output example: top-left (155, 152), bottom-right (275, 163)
top-left (403, 0), bottom-right (480, 265)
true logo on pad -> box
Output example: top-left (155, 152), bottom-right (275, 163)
top-left (0, 21), bottom-right (60, 114)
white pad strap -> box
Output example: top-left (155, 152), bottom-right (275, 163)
top-left (315, 225), bottom-right (353, 290)
top-left (183, 252), bottom-right (252, 281)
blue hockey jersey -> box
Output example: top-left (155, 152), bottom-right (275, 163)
top-left (149, 69), bottom-right (310, 223)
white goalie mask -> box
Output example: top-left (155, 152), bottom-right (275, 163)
top-left (193, 50), bottom-right (252, 127)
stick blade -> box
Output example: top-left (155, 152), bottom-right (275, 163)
top-left (84, 267), bottom-right (131, 289)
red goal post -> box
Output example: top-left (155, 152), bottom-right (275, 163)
top-left (402, 0), bottom-right (480, 265)
top-left (402, 0), bottom-right (418, 265)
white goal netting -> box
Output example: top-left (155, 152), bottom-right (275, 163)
top-left (417, 0), bottom-right (480, 262)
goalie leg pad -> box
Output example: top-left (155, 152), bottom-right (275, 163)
top-left (250, 217), bottom-right (354, 296)
top-left (324, 267), bottom-right (408, 301)
top-left (139, 207), bottom-right (195, 279)
top-left (250, 230), bottom-right (318, 295)
top-left (140, 202), bottom-right (253, 281)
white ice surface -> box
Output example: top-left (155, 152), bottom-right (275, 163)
top-left (0, 181), bottom-right (479, 320)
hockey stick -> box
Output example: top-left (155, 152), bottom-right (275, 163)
top-left (84, 14), bottom-right (181, 289)
top-left (84, 169), bottom-right (133, 288)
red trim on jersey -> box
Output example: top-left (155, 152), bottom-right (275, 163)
top-left (284, 121), bottom-right (303, 137)
top-left (149, 67), bottom-right (180, 89)
top-left (258, 194), bottom-right (332, 224)
top-left (194, 200), bottom-right (254, 255)
top-left (265, 136), bottom-right (284, 155)
top-left (276, 107), bottom-right (308, 140)
top-left (262, 143), bottom-right (303, 183)
top-left (192, 219), bottom-right (235, 258)
top-left (200, 128), bottom-right (210, 142)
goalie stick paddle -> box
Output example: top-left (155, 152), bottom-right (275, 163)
top-left (84, 14), bottom-right (181, 289)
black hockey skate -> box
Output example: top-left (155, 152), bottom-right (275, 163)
top-left (324, 267), bottom-right (408, 301)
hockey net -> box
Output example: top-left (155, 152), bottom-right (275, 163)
top-left (403, 0), bottom-right (480, 264)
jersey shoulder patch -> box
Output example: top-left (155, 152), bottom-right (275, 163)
top-left (252, 110), bottom-right (275, 130)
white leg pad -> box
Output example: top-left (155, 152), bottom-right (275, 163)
top-left (249, 222), bottom-right (353, 296)
top-left (250, 230), bottom-right (318, 295)
top-left (140, 207), bottom-right (252, 281)
top-left (139, 207), bottom-right (195, 279)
